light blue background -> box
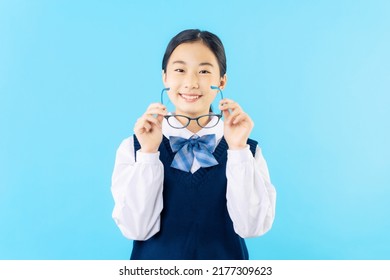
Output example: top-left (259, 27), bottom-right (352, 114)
top-left (1, 0), bottom-right (389, 259)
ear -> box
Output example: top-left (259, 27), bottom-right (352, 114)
top-left (219, 74), bottom-right (227, 90)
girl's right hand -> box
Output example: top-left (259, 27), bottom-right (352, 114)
top-left (133, 103), bottom-right (167, 153)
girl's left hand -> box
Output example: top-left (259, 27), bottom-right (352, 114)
top-left (219, 99), bottom-right (254, 150)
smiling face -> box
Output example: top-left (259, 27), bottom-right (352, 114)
top-left (163, 41), bottom-right (227, 118)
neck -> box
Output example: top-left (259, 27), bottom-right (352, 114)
top-left (186, 121), bottom-right (202, 133)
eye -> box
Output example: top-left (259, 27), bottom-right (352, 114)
top-left (174, 68), bottom-right (185, 73)
top-left (199, 70), bottom-right (211, 74)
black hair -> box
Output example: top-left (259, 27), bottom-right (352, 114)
top-left (162, 29), bottom-right (227, 77)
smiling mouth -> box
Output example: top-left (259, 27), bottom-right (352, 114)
top-left (179, 93), bottom-right (202, 101)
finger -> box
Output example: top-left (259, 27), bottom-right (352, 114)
top-left (227, 112), bottom-right (243, 125)
top-left (227, 107), bottom-right (242, 118)
top-left (220, 98), bottom-right (235, 104)
top-left (219, 99), bottom-right (230, 110)
top-left (142, 115), bottom-right (163, 128)
top-left (220, 101), bottom-right (240, 111)
top-left (231, 113), bottom-right (248, 125)
top-left (134, 123), bottom-right (149, 135)
top-left (220, 103), bottom-right (233, 119)
top-left (143, 122), bottom-right (152, 133)
top-left (156, 114), bottom-right (164, 123)
top-left (144, 114), bottom-right (164, 128)
top-left (134, 118), bottom-right (150, 134)
top-left (233, 114), bottom-right (254, 128)
top-left (219, 100), bottom-right (241, 114)
top-left (147, 103), bottom-right (167, 111)
top-left (134, 116), bottom-right (160, 134)
top-left (225, 108), bottom-right (243, 124)
top-left (145, 108), bottom-right (167, 117)
top-left (222, 107), bottom-right (230, 120)
top-left (219, 98), bottom-right (238, 106)
top-left (146, 104), bottom-right (167, 118)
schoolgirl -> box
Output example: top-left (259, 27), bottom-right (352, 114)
top-left (111, 29), bottom-right (276, 260)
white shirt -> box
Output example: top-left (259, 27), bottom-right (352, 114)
top-left (111, 117), bottom-right (276, 240)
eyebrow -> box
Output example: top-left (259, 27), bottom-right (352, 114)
top-left (172, 60), bottom-right (214, 67)
top-left (199, 62), bottom-right (214, 67)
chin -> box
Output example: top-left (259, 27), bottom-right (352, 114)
top-left (176, 105), bottom-right (202, 115)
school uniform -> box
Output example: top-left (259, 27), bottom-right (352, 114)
top-left (111, 116), bottom-right (276, 259)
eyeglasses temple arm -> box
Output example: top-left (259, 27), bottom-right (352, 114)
top-left (211, 86), bottom-right (224, 116)
top-left (161, 88), bottom-right (170, 104)
top-left (210, 85), bottom-right (223, 99)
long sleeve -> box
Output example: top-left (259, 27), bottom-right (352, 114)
top-left (226, 145), bottom-right (276, 238)
top-left (111, 137), bottom-right (164, 240)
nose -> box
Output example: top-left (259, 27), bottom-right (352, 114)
top-left (183, 72), bottom-right (199, 89)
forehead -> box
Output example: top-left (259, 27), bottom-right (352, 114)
top-left (168, 41), bottom-right (218, 65)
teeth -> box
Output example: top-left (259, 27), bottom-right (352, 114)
top-left (181, 94), bottom-right (200, 100)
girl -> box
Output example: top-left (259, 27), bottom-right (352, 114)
top-left (111, 29), bottom-right (276, 260)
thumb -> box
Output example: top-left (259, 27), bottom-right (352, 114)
top-left (222, 108), bottom-right (230, 123)
top-left (157, 114), bottom-right (164, 125)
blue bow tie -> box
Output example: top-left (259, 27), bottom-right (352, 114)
top-left (169, 134), bottom-right (219, 172)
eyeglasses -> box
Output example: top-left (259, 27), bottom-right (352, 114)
top-left (160, 86), bottom-right (224, 129)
